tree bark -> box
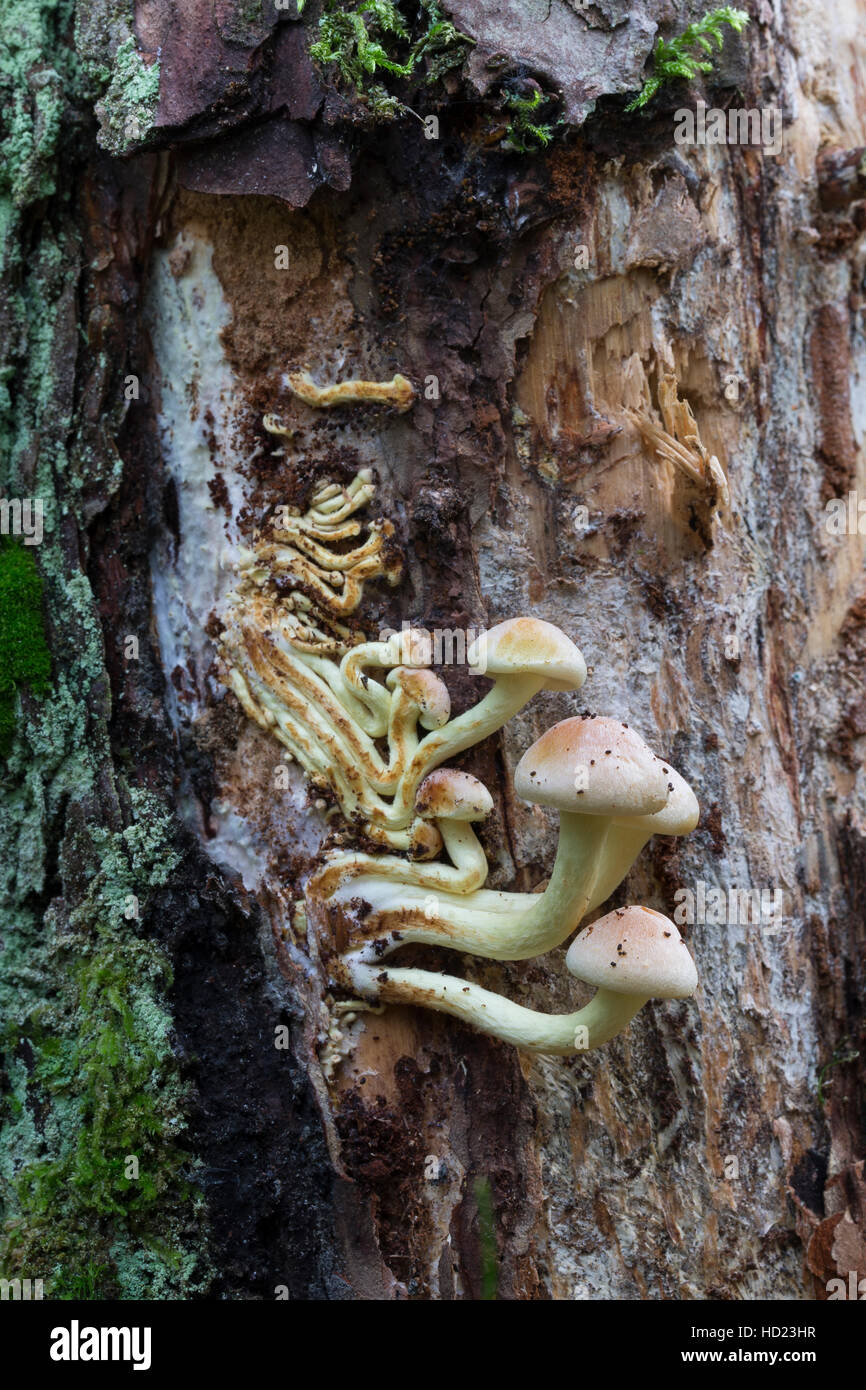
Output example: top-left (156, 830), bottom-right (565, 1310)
top-left (1, 0), bottom-right (865, 1301)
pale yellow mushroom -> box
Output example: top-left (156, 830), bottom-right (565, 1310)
top-left (383, 617), bottom-right (587, 827)
top-left (311, 768), bottom-right (493, 898)
top-left (342, 907), bottom-right (698, 1055)
top-left (324, 717), bottom-right (697, 962)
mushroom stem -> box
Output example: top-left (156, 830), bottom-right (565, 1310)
top-left (326, 812), bottom-right (613, 960)
top-left (233, 631), bottom-right (453, 828)
top-left (437, 820), bottom-right (489, 892)
top-left (362, 820), bottom-right (442, 858)
top-left (346, 963), bottom-right (646, 1054)
top-left (314, 819), bottom-right (489, 897)
top-left (583, 825), bottom-right (653, 914)
top-left (339, 640), bottom-right (406, 736)
top-left (287, 371), bottom-right (415, 413)
top-left (385, 672), bottom-right (544, 825)
top-left (303, 650), bottom-right (386, 737)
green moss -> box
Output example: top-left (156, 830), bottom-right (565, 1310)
top-left (502, 87), bottom-right (558, 154)
top-left (473, 1177), bottom-right (499, 1301)
top-left (0, 539), bottom-right (52, 756)
top-left (310, 0), bottom-right (472, 119)
top-left (1, 790), bottom-right (207, 1298)
top-left (0, 0), bottom-right (204, 1300)
top-left (625, 6), bottom-right (750, 112)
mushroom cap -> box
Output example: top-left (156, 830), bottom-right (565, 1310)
top-left (566, 906), bottom-right (698, 999)
top-left (620, 763), bottom-right (700, 835)
top-left (514, 716), bottom-right (668, 817)
top-left (467, 618), bottom-right (586, 691)
top-left (384, 628), bottom-right (434, 668)
top-left (407, 820), bottom-right (443, 860)
top-left (415, 769), bottom-right (494, 822)
top-left (387, 667), bottom-right (451, 729)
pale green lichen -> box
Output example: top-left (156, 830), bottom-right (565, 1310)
top-left (0, 0), bottom-right (203, 1300)
top-left (93, 34), bottom-right (160, 156)
top-left (0, 2), bottom-right (69, 213)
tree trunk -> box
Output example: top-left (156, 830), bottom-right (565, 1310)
top-left (2, 0), bottom-right (865, 1302)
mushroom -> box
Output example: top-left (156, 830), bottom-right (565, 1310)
top-left (384, 617), bottom-right (587, 826)
top-left (342, 906), bottom-right (698, 1054)
top-left (311, 768), bottom-right (494, 897)
top-left (414, 769), bottom-right (493, 891)
top-left (514, 715), bottom-right (699, 913)
top-left (386, 668), bottom-right (452, 773)
top-left (326, 714), bottom-right (683, 963)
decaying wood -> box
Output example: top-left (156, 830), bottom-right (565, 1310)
top-left (2, 0), bottom-right (865, 1302)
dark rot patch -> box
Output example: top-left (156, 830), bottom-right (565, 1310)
top-left (151, 853), bottom-right (343, 1299)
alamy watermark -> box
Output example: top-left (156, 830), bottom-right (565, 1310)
top-left (826, 1271), bottom-right (866, 1300)
top-left (0, 497), bottom-right (43, 545)
top-left (378, 622), bottom-right (488, 673)
top-left (675, 99), bottom-right (782, 157)
top-left (674, 881), bottom-right (787, 931)
top-left (49, 1322), bottom-right (151, 1370)
top-left (823, 490), bottom-right (866, 535)
top-left (0, 1276), bottom-right (44, 1300)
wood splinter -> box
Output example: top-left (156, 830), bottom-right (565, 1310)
top-left (628, 371), bottom-right (730, 508)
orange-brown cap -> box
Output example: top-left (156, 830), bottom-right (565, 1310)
top-left (514, 716), bottom-right (668, 816)
top-left (415, 769), bottom-right (494, 822)
top-left (566, 906), bottom-right (698, 998)
top-left (387, 667), bottom-right (451, 729)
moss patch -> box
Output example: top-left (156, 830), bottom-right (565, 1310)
top-left (625, 6), bottom-right (750, 112)
top-left (0, 539), bottom-right (51, 755)
top-left (1, 790), bottom-right (206, 1298)
top-left (310, 0), bottom-right (472, 119)
top-left (502, 86), bottom-right (558, 154)
top-left (0, 0), bottom-right (204, 1300)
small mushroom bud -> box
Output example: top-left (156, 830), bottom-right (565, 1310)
top-left (414, 769), bottom-right (493, 891)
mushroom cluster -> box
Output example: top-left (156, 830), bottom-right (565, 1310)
top-left (221, 472), bottom-right (587, 853)
top-left (320, 715), bottom-right (699, 1054)
top-left (319, 714), bottom-right (698, 960)
top-left (220, 458), bottom-right (700, 1058)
